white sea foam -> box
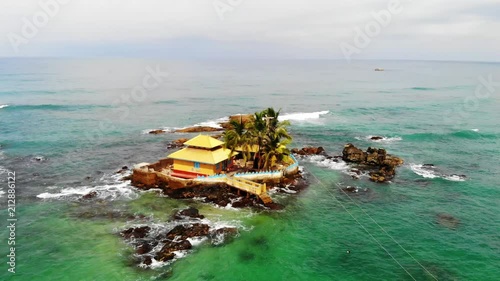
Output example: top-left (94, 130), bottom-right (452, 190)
top-left (355, 135), bottom-right (403, 143)
top-left (0, 104), bottom-right (9, 109)
top-left (279, 110), bottom-right (329, 121)
top-left (143, 111), bottom-right (329, 134)
top-left (0, 190), bottom-right (5, 198)
top-left (410, 164), bottom-right (439, 179)
top-left (0, 167), bottom-right (8, 175)
top-left (410, 164), bottom-right (466, 181)
top-left (37, 172), bottom-right (138, 201)
top-left (471, 129), bottom-right (479, 132)
top-left (307, 155), bottom-right (349, 171)
top-left (193, 116), bottom-right (229, 129)
top-left (443, 175), bottom-right (467, 182)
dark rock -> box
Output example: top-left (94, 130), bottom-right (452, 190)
top-left (342, 143), bottom-right (367, 163)
top-left (423, 164), bottom-right (435, 167)
top-left (155, 252), bottom-right (175, 262)
top-left (165, 224), bottom-right (210, 240)
top-left (121, 226), bottom-right (151, 239)
top-left (149, 129), bottom-right (166, 134)
top-left (136, 242), bottom-right (153, 255)
top-left (155, 240), bottom-right (192, 262)
top-left (370, 136), bottom-right (384, 140)
top-left (174, 207), bottom-right (205, 220)
top-left (210, 227), bottom-right (239, 245)
top-left (292, 146), bottom-right (325, 156)
top-left (175, 126), bottom-right (223, 133)
top-left (342, 186), bottom-right (358, 193)
top-left (81, 191), bottom-right (98, 200)
top-left (342, 143), bottom-right (403, 183)
top-left (350, 169), bottom-right (361, 175)
top-left (167, 138), bottom-right (189, 149)
top-left (143, 256), bottom-right (153, 265)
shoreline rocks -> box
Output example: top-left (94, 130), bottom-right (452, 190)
top-left (149, 129), bottom-right (166, 134)
top-left (120, 207), bottom-right (240, 267)
top-left (174, 126), bottom-right (223, 133)
top-left (291, 146), bottom-right (325, 156)
top-left (167, 138), bottom-right (189, 149)
top-left (342, 144), bottom-right (403, 183)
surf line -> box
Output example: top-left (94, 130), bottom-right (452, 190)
top-left (305, 167), bottom-right (438, 281)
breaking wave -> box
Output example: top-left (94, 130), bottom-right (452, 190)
top-left (0, 104), bottom-right (9, 109)
top-left (143, 110), bottom-right (329, 134)
top-left (279, 110), bottom-right (329, 122)
top-left (355, 135), bottom-right (402, 143)
top-left (410, 164), bottom-right (466, 182)
top-left (37, 172), bottom-right (138, 200)
top-left (302, 155), bottom-right (349, 171)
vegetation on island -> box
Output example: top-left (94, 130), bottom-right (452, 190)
top-left (223, 107), bottom-right (292, 169)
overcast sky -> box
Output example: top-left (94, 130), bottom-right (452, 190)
top-left (1, 0), bottom-right (499, 61)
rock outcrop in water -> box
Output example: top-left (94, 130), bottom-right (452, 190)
top-left (291, 146), bottom-right (326, 156)
top-left (174, 126), bottom-right (223, 133)
top-left (342, 144), bottom-right (404, 183)
top-left (120, 207), bottom-right (240, 267)
top-left (149, 129), bottom-right (166, 134)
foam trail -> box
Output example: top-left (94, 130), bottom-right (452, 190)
top-left (355, 135), bottom-right (402, 143)
top-left (0, 104), bottom-right (9, 109)
top-left (37, 172), bottom-right (138, 200)
top-left (410, 164), bottom-right (439, 179)
top-left (279, 111), bottom-right (329, 121)
top-left (410, 164), bottom-right (466, 181)
top-left (306, 155), bottom-right (349, 171)
top-left (144, 111), bottom-right (329, 134)
top-left (193, 116), bottom-right (228, 129)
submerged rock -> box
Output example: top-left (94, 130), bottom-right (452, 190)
top-left (436, 213), bottom-right (460, 230)
top-left (370, 136), bottom-right (384, 140)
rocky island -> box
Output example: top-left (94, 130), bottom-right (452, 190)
top-left (126, 108), bottom-right (405, 269)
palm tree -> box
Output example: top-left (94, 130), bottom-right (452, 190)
top-left (223, 117), bottom-right (252, 163)
top-left (224, 107), bottom-right (293, 170)
top-left (249, 108), bottom-right (292, 169)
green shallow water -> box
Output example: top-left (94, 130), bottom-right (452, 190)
top-left (0, 59), bottom-right (499, 280)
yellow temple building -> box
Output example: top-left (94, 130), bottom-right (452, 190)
top-left (167, 135), bottom-right (238, 179)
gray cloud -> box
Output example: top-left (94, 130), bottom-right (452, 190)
top-left (1, 0), bottom-right (499, 61)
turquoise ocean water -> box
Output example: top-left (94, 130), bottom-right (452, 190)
top-left (0, 58), bottom-right (499, 280)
